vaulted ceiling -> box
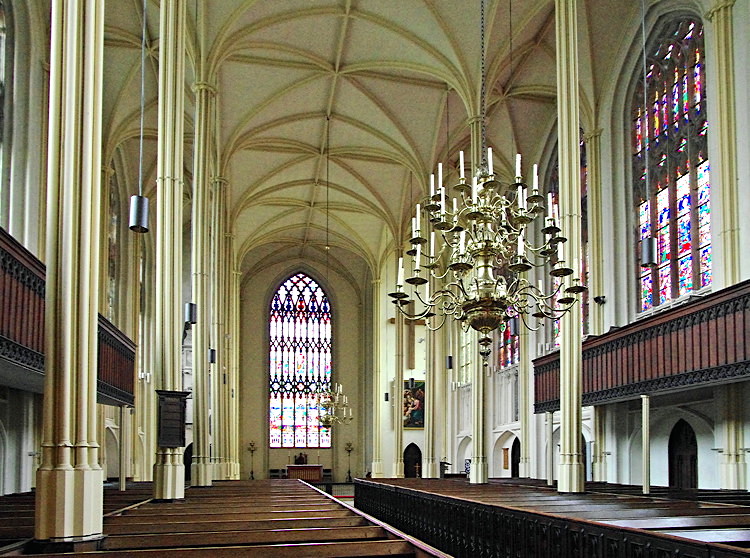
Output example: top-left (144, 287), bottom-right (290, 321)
top-left (102, 0), bottom-right (643, 292)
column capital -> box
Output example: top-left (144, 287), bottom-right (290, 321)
top-left (211, 176), bottom-right (229, 187)
top-left (706, 0), bottom-right (736, 20)
top-left (101, 165), bottom-right (116, 178)
top-left (192, 81), bottom-right (217, 95)
top-left (583, 128), bottom-right (603, 142)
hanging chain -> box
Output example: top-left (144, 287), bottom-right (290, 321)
top-left (641, 0), bottom-right (650, 202)
top-left (480, 0), bottom-right (487, 170)
top-left (137, 0), bottom-right (148, 196)
top-left (325, 116), bottom-right (331, 279)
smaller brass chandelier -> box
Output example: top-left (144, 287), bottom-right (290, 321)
top-left (316, 382), bottom-right (353, 426)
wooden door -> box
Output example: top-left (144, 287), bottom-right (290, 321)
top-left (668, 419), bottom-right (698, 489)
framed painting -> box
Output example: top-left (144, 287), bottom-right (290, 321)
top-left (403, 380), bottom-right (425, 428)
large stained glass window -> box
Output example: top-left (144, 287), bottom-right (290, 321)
top-left (269, 273), bottom-right (332, 448)
top-left (634, 18), bottom-right (710, 312)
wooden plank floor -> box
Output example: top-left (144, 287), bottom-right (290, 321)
top-left (361, 478), bottom-right (750, 552)
top-left (12, 480), bottom-right (447, 557)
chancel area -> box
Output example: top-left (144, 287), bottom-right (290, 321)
top-left (2, 0), bottom-right (750, 556)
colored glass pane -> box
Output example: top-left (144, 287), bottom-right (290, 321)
top-left (672, 79), bottom-right (680, 125)
top-left (659, 264), bottom-right (671, 305)
top-left (653, 94), bottom-right (660, 137)
top-left (641, 273), bottom-right (653, 311)
top-left (657, 188), bottom-right (669, 227)
top-left (636, 110), bottom-right (643, 152)
top-left (700, 245), bottom-right (712, 287)
top-left (678, 255), bottom-right (693, 295)
top-left (658, 226), bottom-right (671, 263)
top-left (639, 201), bottom-right (651, 239)
top-left (682, 72), bottom-right (689, 119)
top-left (697, 161), bottom-right (710, 203)
top-left (269, 273), bottom-right (332, 448)
top-left (677, 214), bottom-right (691, 256)
top-left (676, 173), bottom-right (690, 215)
top-left (694, 51), bottom-right (702, 107)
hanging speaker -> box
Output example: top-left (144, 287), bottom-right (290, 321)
top-left (184, 302), bottom-right (197, 325)
top-left (446, 355), bottom-right (453, 369)
top-left (208, 348), bottom-right (217, 364)
top-left (129, 195), bottom-right (149, 233)
top-left (640, 236), bottom-right (657, 268)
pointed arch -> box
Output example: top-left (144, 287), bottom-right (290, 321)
top-left (268, 272), bottom-right (332, 449)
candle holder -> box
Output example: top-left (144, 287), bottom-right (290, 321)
top-left (247, 441), bottom-right (257, 480)
top-left (344, 442), bottom-right (354, 482)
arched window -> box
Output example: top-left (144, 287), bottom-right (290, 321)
top-left (269, 273), bottom-right (332, 448)
top-left (633, 18), bottom-right (710, 312)
top-left (106, 173), bottom-right (120, 321)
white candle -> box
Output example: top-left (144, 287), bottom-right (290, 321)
top-left (515, 153), bottom-right (522, 178)
top-left (547, 192), bottom-right (554, 220)
top-left (438, 163), bottom-right (443, 190)
top-left (557, 242), bottom-right (564, 261)
top-left (425, 281), bottom-right (430, 300)
top-left (533, 164), bottom-right (539, 190)
top-left (453, 198), bottom-right (458, 215)
top-left (440, 186), bottom-right (446, 215)
top-left (538, 279), bottom-right (544, 293)
top-left (520, 186), bottom-right (527, 210)
top-left (430, 231), bottom-right (435, 258)
top-left (459, 151), bottom-right (465, 179)
top-left (415, 203), bottom-right (421, 232)
top-left (415, 243), bottom-right (421, 269)
top-left (517, 234), bottom-right (524, 256)
top-left (472, 176), bottom-right (478, 205)
top-left (430, 174), bottom-right (435, 198)
top-left (411, 217), bottom-right (416, 238)
top-left (487, 147), bottom-right (493, 175)
top-left (397, 257), bottom-right (404, 286)
top-left (459, 231), bottom-right (466, 252)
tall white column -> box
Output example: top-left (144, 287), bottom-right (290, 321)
top-left (35, 0), bottom-right (105, 542)
top-left (392, 309), bottom-right (405, 478)
top-left (546, 411), bottom-right (554, 486)
top-left (469, 358), bottom-right (487, 484)
top-left (223, 233), bottom-right (240, 479)
top-left (153, 0), bottom-right (187, 501)
top-left (706, 0), bottom-right (739, 287)
top-left (583, 129), bottom-right (604, 336)
top-left (189, 81), bottom-right (215, 487)
top-left (719, 384), bottom-right (746, 489)
top-left (555, 0), bottom-right (585, 493)
top-left (641, 395), bottom-right (650, 495)
top-left (423, 307), bottom-right (439, 478)
top-left (370, 279), bottom-right (384, 477)
top-left (518, 328), bottom-right (531, 477)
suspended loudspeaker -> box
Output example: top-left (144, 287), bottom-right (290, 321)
top-left (208, 348), bottom-right (217, 364)
top-left (640, 236), bottom-right (658, 268)
top-left (184, 302), bottom-right (197, 325)
top-left (129, 195), bottom-right (149, 233)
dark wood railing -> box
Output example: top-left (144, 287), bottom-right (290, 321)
top-left (0, 227), bottom-right (45, 370)
top-left (0, 227), bottom-right (135, 405)
top-left (535, 280), bottom-right (750, 412)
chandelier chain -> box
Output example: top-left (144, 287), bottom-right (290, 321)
top-left (480, 0), bottom-right (487, 169)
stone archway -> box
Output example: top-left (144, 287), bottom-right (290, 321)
top-left (403, 443), bottom-right (422, 478)
top-left (668, 419), bottom-right (697, 489)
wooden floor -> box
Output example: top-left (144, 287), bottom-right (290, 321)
top-left (363, 477), bottom-right (750, 552)
top-left (2, 480), bottom-right (446, 557)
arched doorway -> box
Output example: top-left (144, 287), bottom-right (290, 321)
top-left (404, 443), bottom-right (422, 478)
top-left (511, 438), bottom-right (521, 478)
top-left (669, 419), bottom-right (697, 489)
top-left (184, 443), bottom-right (193, 483)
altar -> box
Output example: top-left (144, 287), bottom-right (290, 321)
top-left (286, 464), bottom-right (323, 482)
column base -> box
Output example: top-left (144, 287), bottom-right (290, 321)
top-left (213, 461), bottom-right (233, 481)
top-left (191, 460), bottom-right (213, 487)
top-left (557, 460), bottom-right (584, 493)
top-left (26, 535), bottom-right (105, 554)
top-left (469, 457), bottom-right (488, 484)
top-left (153, 448), bottom-right (185, 500)
top-left (721, 460), bottom-right (747, 490)
top-left (35, 467), bottom-right (104, 541)
top-left (392, 460), bottom-right (404, 478)
top-left (592, 460), bottom-right (607, 483)
top-left (423, 459), bottom-right (439, 479)
top-left (370, 459), bottom-right (384, 478)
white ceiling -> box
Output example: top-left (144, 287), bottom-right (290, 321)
top-left (102, 0), bottom-right (643, 292)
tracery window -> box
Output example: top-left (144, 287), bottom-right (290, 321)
top-left (497, 317), bottom-right (518, 369)
top-left (269, 273), bottom-right (332, 448)
top-left (633, 18), bottom-right (710, 312)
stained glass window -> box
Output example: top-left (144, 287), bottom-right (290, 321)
top-left (633, 17), bottom-right (710, 312)
top-left (269, 273), bottom-right (332, 448)
top-left (497, 317), bottom-right (519, 369)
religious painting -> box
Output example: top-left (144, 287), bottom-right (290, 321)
top-left (403, 380), bottom-right (425, 428)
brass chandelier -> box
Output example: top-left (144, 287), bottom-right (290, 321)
top-left (388, 0), bottom-right (586, 364)
top-left (316, 382), bottom-right (353, 426)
